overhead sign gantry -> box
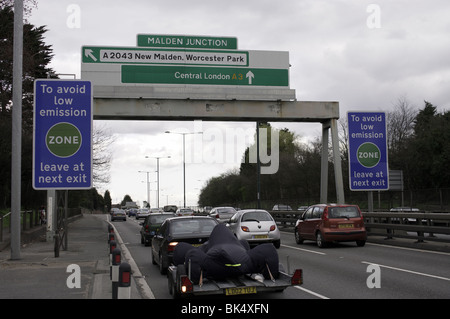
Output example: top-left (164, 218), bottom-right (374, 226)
top-left (81, 34), bottom-right (345, 204)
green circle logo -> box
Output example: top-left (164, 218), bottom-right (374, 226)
top-left (46, 122), bottom-right (82, 158)
top-left (357, 142), bottom-right (381, 168)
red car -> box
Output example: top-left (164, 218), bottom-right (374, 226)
top-left (294, 204), bottom-right (366, 248)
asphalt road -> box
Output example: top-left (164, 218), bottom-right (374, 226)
top-left (108, 215), bottom-right (450, 299)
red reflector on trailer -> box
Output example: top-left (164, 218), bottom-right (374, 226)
top-left (180, 276), bottom-right (193, 293)
top-left (291, 269), bottom-right (303, 285)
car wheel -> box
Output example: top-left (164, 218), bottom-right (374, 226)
top-left (356, 240), bottom-right (366, 247)
top-left (316, 231), bottom-right (327, 248)
top-left (294, 228), bottom-right (303, 244)
top-left (141, 235), bottom-right (144, 244)
top-left (273, 239), bottom-right (281, 249)
top-left (151, 249), bottom-right (157, 265)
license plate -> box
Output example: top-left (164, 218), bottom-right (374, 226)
top-left (225, 287), bottom-right (257, 296)
top-left (192, 243), bottom-right (203, 247)
top-left (339, 224), bottom-right (354, 229)
top-left (253, 235), bottom-right (268, 239)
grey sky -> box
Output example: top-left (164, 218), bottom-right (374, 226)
top-left (29, 0), bottom-right (450, 205)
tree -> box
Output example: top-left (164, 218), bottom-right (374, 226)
top-left (92, 123), bottom-right (115, 187)
top-left (104, 190), bottom-right (112, 212)
top-left (0, 5), bottom-right (55, 208)
top-left (407, 101), bottom-right (450, 189)
top-left (120, 195), bottom-right (133, 207)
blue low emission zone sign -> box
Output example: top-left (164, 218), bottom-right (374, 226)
top-left (33, 79), bottom-right (93, 190)
top-left (348, 111), bottom-right (389, 191)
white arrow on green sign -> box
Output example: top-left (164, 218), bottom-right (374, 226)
top-left (121, 65), bottom-right (289, 87)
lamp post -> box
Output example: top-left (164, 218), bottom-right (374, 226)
top-left (165, 131), bottom-right (202, 208)
top-left (138, 170), bottom-right (155, 207)
top-left (145, 156), bottom-right (171, 208)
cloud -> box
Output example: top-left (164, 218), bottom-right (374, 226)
top-left (28, 0), bottom-right (450, 204)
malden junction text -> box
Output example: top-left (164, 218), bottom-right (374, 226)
top-left (147, 36), bottom-right (229, 48)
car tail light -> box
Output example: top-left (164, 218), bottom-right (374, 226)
top-left (322, 207), bottom-right (329, 221)
top-left (215, 214), bottom-right (220, 218)
top-left (241, 226), bottom-right (249, 232)
top-left (270, 225), bottom-right (276, 231)
top-left (291, 269), bottom-right (303, 285)
top-left (168, 241), bottom-right (178, 252)
top-left (180, 275), bottom-right (193, 293)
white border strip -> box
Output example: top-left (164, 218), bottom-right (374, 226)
top-left (108, 220), bottom-right (156, 299)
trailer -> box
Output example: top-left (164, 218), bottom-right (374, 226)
top-left (167, 263), bottom-right (303, 298)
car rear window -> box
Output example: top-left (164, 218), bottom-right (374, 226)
top-left (170, 219), bottom-right (217, 235)
top-left (242, 211), bottom-right (273, 222)
top-left (328, 206), bottom-right (360, 218)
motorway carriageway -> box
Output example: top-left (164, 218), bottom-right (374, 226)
top-left (103, 215), bottom-right (450, 299)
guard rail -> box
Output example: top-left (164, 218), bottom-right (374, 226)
top-left (268, 210), bottom-right (450, 243)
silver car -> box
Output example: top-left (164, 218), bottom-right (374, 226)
top-left (227, 209), bottom-right (281, 248)
top-left (208, 206), bottom-right (237, 223)
top-left (136, 208), bottom-right (150, 220)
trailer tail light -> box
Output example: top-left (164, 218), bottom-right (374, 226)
top-left (291, 269), bottom-right (303, 285)
top-left (168, 241), bottom-right (178, 252)
top-left (180, 275), bottom-right (193, 293)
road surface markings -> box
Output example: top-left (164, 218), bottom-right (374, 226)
top-left (361, 261), bottom-right (450, 282)
top-left (367, 242), bottom-right (450, 256)
top-left (281, 244), bottom-right (326, 255)
top-left (294, 286), bottom-right (330, 299)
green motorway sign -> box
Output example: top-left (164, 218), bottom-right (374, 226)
top-left (121, 65), bottom-right (289, 87)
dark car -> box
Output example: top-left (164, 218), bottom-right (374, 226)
top-left (140, 213), bottom-right (174, 246)
top-left (151, 216), bottom-right (219, 274)
top-left (294, 204), bottom-right (367, 248)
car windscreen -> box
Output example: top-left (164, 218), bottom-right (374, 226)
top-left (170, 219), bottom-right (217, 236)
top-left (241, 211), bottom-right (273, 222)
top-left (328, 206), bottom-right (360, 218)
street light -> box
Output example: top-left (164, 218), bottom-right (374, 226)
top-left (145, 155), bottom-right (171, 208)
top-left (165, 131), bottom-right (202, 208)
top-left (138, 171), bottom-right (156, 207)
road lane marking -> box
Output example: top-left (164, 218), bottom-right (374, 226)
top-left (367, 242), bottom-right (450, 256)
top-left (361, 261), bottom-right (450, 282)
top-left (294, 286), bottom-right (330, 299)
top-left (281, 244), bottom-right (326, 255)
